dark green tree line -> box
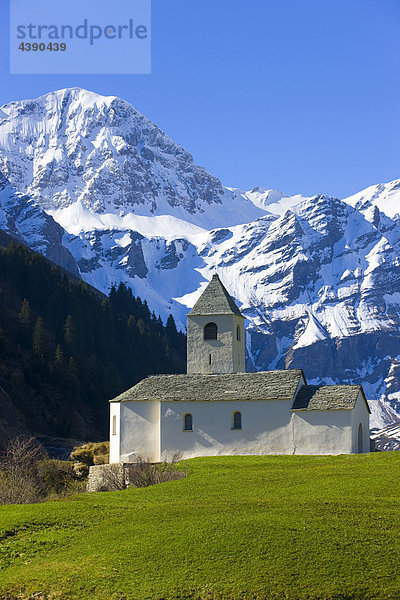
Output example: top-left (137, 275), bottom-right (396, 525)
top-left (0, 242), bottom-right (186, 443)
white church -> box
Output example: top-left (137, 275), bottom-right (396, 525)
top-left (109, 274), bottom-right (370, 462)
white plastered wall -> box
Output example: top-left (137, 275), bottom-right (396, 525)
top-left (117, 401), bottom-right (160, 463)
top-left (160, 399), bottom-right (295, 459)
top-left (350, 393), bottom-right (370, 453)
top-left (110, 385), bottom-right (370, 462)
top-left (109, 402), bottom-right (120, 464)
top-left (291, 409), bottom-right (352, 455)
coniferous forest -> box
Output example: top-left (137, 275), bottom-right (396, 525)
top-left (0, 241), bottom-right (186, 448)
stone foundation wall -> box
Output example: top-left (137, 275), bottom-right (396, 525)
top-left (87, 461), bottom-right (185, 492)
top-left (87, 463), bottom-right (125, 492)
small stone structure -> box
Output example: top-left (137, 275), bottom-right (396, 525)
top-left (87, 462), bottom-right (183, 491)
top-left (87, 463), bottom-right (125, 492)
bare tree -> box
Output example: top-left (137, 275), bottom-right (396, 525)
top-left (0, 437), bottom-right (46, 504)
top-left (126, 453), bottom-right (186, 488)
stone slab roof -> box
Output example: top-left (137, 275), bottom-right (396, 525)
top-left (292, 385), bottom-right (370, 413)
top-left (188, 274), bottom-right (243, 317)
top-left (110, 369), bottom-right (304, 403)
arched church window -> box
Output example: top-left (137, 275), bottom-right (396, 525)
top-left (204, 322), bottom-right (218, 340)
top-left (232, 411), bottom-right (242, 430)
top-left (112, 414), bottom-right (117, 435)
top-left (236, 324), bottom-right (241, 341)
top-left (184, 413), bottom-right (193, 431)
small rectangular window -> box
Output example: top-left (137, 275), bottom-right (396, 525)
top-left (209, 353), bottom-right (212, 365)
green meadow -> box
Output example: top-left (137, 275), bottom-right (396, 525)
top-left (1, 453), bottom-right (400, 600)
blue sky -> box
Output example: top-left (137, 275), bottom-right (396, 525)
top-left (1, 0), bottom-right (399, 198)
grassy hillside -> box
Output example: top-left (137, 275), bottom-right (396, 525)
top-left (1, 454), bottom-right (400, 600)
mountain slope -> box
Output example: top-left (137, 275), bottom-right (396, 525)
top-left (0, 172), bottom-right (79, 275)
top-left (0, 241), bottom-right (186, 448)
top-left (345, 179), bottom-right (400, 221)
top-left (0, 88), bottom-right (399, 430)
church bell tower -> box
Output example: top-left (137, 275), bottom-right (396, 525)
top-left (186, 274), bottom-right (245, 374)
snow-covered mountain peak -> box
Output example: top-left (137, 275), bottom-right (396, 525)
top-left (0, 88), bottom-right (264, 230)
top-left (3, 87), bottom-right (120, 111)
top-left (344, 179), bottom-right (400, 221)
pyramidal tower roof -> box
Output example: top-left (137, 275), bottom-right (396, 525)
top-left (188, 274), bottom-right (243, 317)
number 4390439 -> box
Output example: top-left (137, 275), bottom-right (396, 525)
top-left (19, 42), bottom-right (67, 51)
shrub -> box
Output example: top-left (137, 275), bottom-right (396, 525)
top-left (0, 436), bottom-right (45, 504)
top-left (70, 441), bottom-right (109, 468)
top-left (0, 437), bottom-right (84, 504)
top-left (126, 453), bottom-right (186, 489)
top-left (92, 442), bottom-right (110, 465)
top-left (70, 447), bottom-right (93, 466)
top-left (37, 459), bottom-right (83, 497)
top-left (73, 462), bottom-right (90, 479)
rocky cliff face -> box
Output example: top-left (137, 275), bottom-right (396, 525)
top-left (0, 173), bottom-right (79, 275)
top-left (0, 88), bottom-right (399, 428)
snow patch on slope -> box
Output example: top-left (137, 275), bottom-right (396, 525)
top-left (48, 200), bottom-right (208, 241)
top-left (293, 312), bottom-right (328, 349)
top-left (345, 179), bottom-right (400, 220)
